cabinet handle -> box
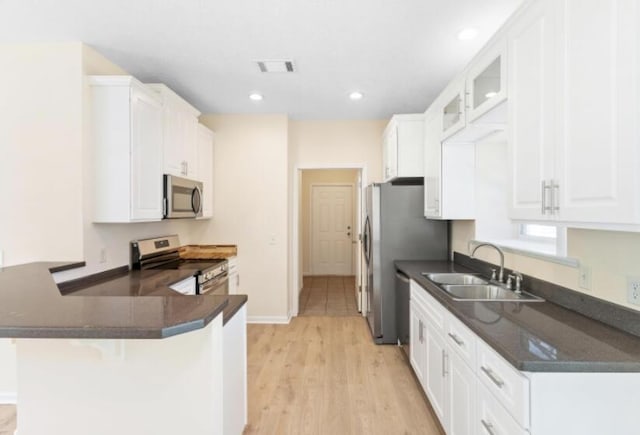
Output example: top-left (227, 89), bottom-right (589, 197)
top-left (442, 350), bottom-right (448, 377)
top-left (551, 180), bottom-right (560, 214)
top-left (541, 180), bottom-right (546, 215)
top-left (481, 419), bottom-right (497, 435)
top-left (419, 320), bottom-right (424, 344)
top-left (481, 366), bottom-right (505, 388)
top-left (448, 332), bottom-right (464, 347)
top-left (540, 180), bottom-right (547, 216)
top-left (541, 180), bottom-right (553, 215)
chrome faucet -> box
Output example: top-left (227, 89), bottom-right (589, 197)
top-left (507, 271), bottom-right (524, 294)
top-left (470, 243), bottom-right (505, 283)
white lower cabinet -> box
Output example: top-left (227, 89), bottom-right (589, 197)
top-left (448, 350), bottom-right (476, 435)
top-left (168, 276), bottom-right (196, 295)
top-left (409, 279), bottom-right (640, 435)
top-left (477, 381), bottom-right (527, 435)
top-left (409, 299), bottom-right (427, 386)
top-left (476, 338), bottom-right (529, 428)
top-left (223, 304), bottom-right (247, 435)
top-left (424, 319), bottom-right (448, 428)
top-left (411, 279), bottom-right (530, 434)
top-left (227, 256), bottom-right (239, 294)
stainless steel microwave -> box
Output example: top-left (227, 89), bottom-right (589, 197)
top-left (163, 175), bottom-right (203, 219)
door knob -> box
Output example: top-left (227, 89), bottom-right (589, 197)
top-left (347, 226), bottom-right (351, 230)
top-left (347, 232), bottom-right (351, 237)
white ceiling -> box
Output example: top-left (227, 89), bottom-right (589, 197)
top-left (0, 0), bottom-right (522, 119)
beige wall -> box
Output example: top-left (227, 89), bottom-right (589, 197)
top-left (301, 169), bottom-right (358, 275)
top-left (289, 119), bottom-right (387, 183)
top-left (451, 221), bottom-right (640, 311)
top-left (197, 114), bottom-right (290, 321)
top-left (0, 43), bottom-right (84, 266)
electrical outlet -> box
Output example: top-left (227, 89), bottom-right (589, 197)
top-left (99, 248), bottom-right (107, 264)
top-left (628, 277), bottom-right (640, 306)
top-left (578, 265), bottom-right (591, 290)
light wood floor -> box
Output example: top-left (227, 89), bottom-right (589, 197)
top-left (245, 316), bottom-right (444, 435)
top-left (299, 275), bottom-right (359, 316)
top-left (0, 404), bottom-right (16, 435)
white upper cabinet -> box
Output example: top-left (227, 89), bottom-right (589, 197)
top-left (424, 109), bottom-right (475, 220)
top-left (439, 40), bottom-right (508, 144)
top-left (196, 124), bottom-right (214, 219)
top-left (440, 77), bottom-right (467, 140)
top-left (508, 0), bottom-right (557, 221)
top-left (509, 0), bottom-right (640, 225)
top-left (554, 0), bottom-right (639, 224)
top-left (466, 40), bottom-right (508, 123)
top-left (90, 76), bottom-right (164, 223)
top-left (148, 84), bottom-right (201, 180)
top-left (382, 114), bottom-right (425, 182)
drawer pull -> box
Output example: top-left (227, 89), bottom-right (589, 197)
top-left (481, 419), bottom-right (496, 435)
top-left (481, 366), bottom-right (505, 388)
top-left (448, 332), bottom-right (464, 346)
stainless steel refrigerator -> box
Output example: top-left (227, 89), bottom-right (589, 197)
top-left (363, 182), bottom-right (448, 344)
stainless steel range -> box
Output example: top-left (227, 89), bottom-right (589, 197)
top-left (131, 235), bottom-right (228, 295)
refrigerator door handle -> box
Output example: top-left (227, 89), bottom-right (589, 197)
top-left (363, 216), bottom-right (371, 266)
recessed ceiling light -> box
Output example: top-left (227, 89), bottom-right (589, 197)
top-left (457, 28), bottom-right (478, 41)
top-left (249, 93), bottom-right (263, 101)
top-left (485, 91), bottom-right (498, 98)
top-left (349, 91), bottom-right (364, 101)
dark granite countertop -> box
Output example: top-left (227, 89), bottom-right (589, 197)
top-left (396, 260), bottom-right (640, 373)
top-left (0, 262), bottom-right (242, 339)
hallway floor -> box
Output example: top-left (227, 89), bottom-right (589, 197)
top-left (299, 275), bottom-right (359, 316)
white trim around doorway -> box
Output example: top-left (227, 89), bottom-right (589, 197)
top-left (290, 164), bottom-right (368, 319)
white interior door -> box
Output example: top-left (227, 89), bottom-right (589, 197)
top-left (311, 185), bottom-right (353, 275)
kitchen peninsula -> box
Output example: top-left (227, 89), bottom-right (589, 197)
top-left (0, 261), bottom-right (247, 435)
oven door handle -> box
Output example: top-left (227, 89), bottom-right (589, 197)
top-left (199, 274), bottom-right (229, 295)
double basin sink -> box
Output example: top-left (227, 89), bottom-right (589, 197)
top-left (422, 273), bottom-right (544, 302)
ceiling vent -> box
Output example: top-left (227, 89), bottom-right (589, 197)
top-left (256, 59), bottom-right (295, 73)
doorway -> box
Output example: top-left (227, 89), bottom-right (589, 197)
top-left (297, 169), bottom-right (361, 316)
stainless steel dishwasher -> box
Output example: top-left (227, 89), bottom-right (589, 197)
top-left (395, 269), bottom-right (411, 358)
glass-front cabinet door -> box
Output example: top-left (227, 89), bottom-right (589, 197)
top-left (466, 41), bottom-right (507, 122)
top-left (440, 77), bottom-right (466, 140)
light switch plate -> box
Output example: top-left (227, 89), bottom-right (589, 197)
top-left (578, 266), bottom-right (591, 290)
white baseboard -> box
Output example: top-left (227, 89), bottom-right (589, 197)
top-left (0, 391), bottom-right (17, 404)
top-left (247, 315), bottom-right (291, 324)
